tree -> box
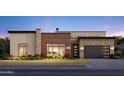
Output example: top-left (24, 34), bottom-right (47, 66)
top-left (115, 36), bottom-right (124, 56)
top-left (0, 37), bottom-right (10, 59)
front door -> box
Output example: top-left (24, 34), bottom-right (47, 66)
top-left (72, 44), bottom-right (79, 58)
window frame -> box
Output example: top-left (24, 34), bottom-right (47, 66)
top-left (47, 44), bottom-right (65, 56)
top-left (18, 43), bottom-right (28, 56)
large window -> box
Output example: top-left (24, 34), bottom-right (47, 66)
top-left (47, 44), bottom-right (65, 56)
top-left (18, 43), bottom-right (28, 56)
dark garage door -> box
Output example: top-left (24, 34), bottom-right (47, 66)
top-left (84, 45), bottom-right (110, 58)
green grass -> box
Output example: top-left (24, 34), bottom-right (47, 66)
top-left (0, 59), bottom-right (87, 65)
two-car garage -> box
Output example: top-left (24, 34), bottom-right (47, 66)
top-left (84, 45), bottom-right (110, 58)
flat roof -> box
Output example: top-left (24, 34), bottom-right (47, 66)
top-left (56, 31), bottom-right (106, 33)
top-left (8, 30), bottom-right (106, 33)
top-left (8, 31), bottom-right (36, 33)
top-left (42, 32), bottom-right (70, 34)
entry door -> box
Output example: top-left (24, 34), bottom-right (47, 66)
top-left (72, 44), bottom-right (79, 58)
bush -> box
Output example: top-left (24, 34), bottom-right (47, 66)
top-left (110, 54), bottom-right (124, 59)
top-left (113, 55), bottom-right (123, 59)
top-left (47, 54), bottom-right (64, 59)
top-left (7, 55), bottom-right (43, 60)
top-left (0, 53), bottom-right (10, 60)
top-left (20, 55), bottom-right (42, 60)
top-left (8, 56), bottom-right (20, 60)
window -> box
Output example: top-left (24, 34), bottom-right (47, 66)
top-left (18, 43), bottom-right (28, 56)
top-left (47, 44), bottom-right (65, 56)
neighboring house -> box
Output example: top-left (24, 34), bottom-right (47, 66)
top-left (8, 28), bottom-right (115, 58)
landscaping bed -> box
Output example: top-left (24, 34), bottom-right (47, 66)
top-left (0, 59), bottom-right (87, 65)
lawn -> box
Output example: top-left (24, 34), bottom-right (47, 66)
top-left (0, 59), bottom-right (87, 65)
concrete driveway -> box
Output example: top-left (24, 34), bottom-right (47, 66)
top-left (86, 59), bottom-right (124, 70)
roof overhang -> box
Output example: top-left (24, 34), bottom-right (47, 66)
top-left (42, 32), bottom-right (70, 34)
top-left (8, 31), bottom-right (36, 33)
top-left (78, 37), bottom-right (116, 41)
top-left (56, 31), bottom-right (106, 33)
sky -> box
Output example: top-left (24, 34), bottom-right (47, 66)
top-left (0, 16), bottom-right (124, 38)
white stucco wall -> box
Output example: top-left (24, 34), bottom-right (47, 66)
top-left (70, 31), bottom-right (106, 38)
top-left (56, 31), bottom-right (106, 38)
top-left (10, 33), bottom-right (36, 56)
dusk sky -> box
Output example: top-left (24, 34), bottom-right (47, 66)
top-left (0, 16), bottom-right (124, 37)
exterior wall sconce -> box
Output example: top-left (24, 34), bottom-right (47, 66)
top-left (110, 46), bottom-right (114, 50)
top-left (80, 46), bottom-right (84, 50)
top-left (66, 46), bottom-right (71, 50)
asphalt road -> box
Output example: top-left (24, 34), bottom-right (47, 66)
top-left (0, 59), bottom-right (124, 76)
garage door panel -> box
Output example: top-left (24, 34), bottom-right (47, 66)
top-left (84, 45), bottom-right (110, 58)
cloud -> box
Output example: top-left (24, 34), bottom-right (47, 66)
top-left (107, 31), bottom-right (124, 37)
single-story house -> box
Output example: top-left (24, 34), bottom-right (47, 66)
top-left (8, 28), bottom-right (115, 58)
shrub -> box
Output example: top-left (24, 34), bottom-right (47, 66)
top-left (5, 54), bottom-right (64, 60)
top-left (0, 53), bottom-right (10, 60)
top-left (7, 55), bottom-right (42, 60)
top-left (110, 54), bottom-right (124, 59)
top-left (47, 54), bottom-right (64, 59)
top-left (47, 54), bottom-right (53, 59)
top-left (8, 56), bottom-right (20, 60)
top-left (113, 55), bottom-right (123, 59)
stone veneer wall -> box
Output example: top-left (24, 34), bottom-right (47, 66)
top-left (36, 29), bottom-right (42, 56)
top-left (79, 39), bottom-right (115, 58)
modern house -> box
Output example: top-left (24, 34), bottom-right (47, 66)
top-left (8, 28), bottom-right (115, 58)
